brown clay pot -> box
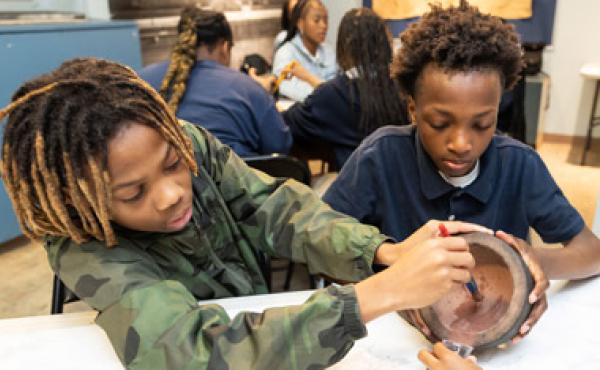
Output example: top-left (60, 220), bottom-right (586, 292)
top-left (419, 232), bottom-right (533, 351)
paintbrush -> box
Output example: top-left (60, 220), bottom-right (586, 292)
top-left (438, 224), bottom-right (483, 302)
top-left (272, 61), bottom-right (297, 94)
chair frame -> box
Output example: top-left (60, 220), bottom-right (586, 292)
top-left (581, 80), bottom-right (600, 165)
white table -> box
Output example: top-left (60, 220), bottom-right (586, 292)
top-left (1, 278), bottom-right (599, 370)
top-left (275, 98), bottom-right (295, 112)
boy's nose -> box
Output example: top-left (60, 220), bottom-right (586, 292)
top-left (155, 181), bottom-right (183, 212)
top-left (448, 131), bottom-right (472, 156)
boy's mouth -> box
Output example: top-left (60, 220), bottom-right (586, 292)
top-left (167, 205), bottom-right (193, 231)
top-left (442, 159), bottom-right (474, 175)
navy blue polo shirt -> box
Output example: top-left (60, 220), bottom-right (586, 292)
top-left (283, 74), bottom-right (408, 169)
top-left (283, 74), bottom-right (363, 169)
top-left (323, 125), bottom-right (584, 243)
top-left (138, 60), bottom-right (292, 157)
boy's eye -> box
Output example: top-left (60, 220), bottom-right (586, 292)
top-left (474, 122), bottom-right (494, 131)
top-left (429, 122), bottom-right (449, 130)
top-left (122, 189), bottom-right (144, 203)
top-left (166, 157), bottom-right (181, 172)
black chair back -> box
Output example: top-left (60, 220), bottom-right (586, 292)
top-left (244, 154), bottom-right (311, 185)
top-left (244, 154), bottom-right (313, 291)
top-left (51, 275), bottom-right (79, 314)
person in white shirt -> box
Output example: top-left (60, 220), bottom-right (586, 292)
top-left (272, 0), bottom-right (338, 102)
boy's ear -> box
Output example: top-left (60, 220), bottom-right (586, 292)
top-left (407, 96), bottom-right (417, 124)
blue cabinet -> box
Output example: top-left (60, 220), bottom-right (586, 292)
top-left (0, 20), bottom-right (142, 242)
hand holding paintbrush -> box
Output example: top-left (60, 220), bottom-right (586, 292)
top-left (272, 61), bottom-right (297, 94)
top-left (272, 60), bottom-right (323, 94)
top-left (438, 223), bottom-right (483, 302)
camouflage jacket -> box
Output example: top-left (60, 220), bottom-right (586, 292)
top-left (45, 122), bottom-right (389, 370)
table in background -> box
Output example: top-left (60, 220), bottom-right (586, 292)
top-left (1, 278), bottom-right (600, 369)
top-left (275, 98), bottom-right (295, 112)
top-left (593, 191), bottom-right (600, 237)
top-left (580, 63), bottom-right (600, 165)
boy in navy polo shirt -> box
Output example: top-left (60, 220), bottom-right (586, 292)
top-left (324, 1), bottom-right (600, 348)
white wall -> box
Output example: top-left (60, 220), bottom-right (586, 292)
top-left (322, 0), bottom-right (361, 49)
top-left (541, 0), bottom-right (600, 137)
top-left (0, 0), bottom-right (110, 19)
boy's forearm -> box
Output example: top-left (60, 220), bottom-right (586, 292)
top-left (535, 228), bottom-right (600, 280)
top-left (355, 274), bottom-right (396, 323)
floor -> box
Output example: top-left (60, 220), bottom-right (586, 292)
top-left (0, 140), bottom-right (599, 319)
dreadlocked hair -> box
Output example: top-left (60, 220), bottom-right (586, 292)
top-left (282, 0), bottom-right (325, 44)
top-left (337, 8), bottom-right (408, 134)
top-left (391, 0), bottom-right (523, 98)
top-left (160, 7), bottom-right (233, 113)
top-left (0, 58), bottom-right (197, 247)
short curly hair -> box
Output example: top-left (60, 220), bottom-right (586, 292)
top-left (392, 0), bottom-right (523, 97)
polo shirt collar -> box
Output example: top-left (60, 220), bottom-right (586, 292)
top-left (415, 129), bottom-right (498, 204)
top-left (464, 139), bottom-right (497, 204)
top-left (196, 59), bottom-right (220, 68)
top-left (415, 130), bottom-right (454, 200)
top-left (291, 33), bottom-right (324, 65)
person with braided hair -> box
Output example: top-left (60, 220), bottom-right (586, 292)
top-left (1, 57), bottom-right (493, 369)
top-left (325, 0), bottom-right (600, 349)
top-left (138, 7), bottom-right (291, 157)
top-left (283, 8), bottom-right (409, 170)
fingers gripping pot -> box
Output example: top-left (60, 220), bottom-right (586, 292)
top-left (419, 232), bottom-right (534, 351)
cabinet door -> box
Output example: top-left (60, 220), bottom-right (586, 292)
top-left (0, 20), bottom-right (142, 242)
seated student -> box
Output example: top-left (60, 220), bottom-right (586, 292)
top-left (0, 57), bottom-right (489, 370)
top-left (138, 7), bottom-right (290, 157)
top-left (283, 8), bottom-right (408, 170)
top-left (324, 0), bottom-right (600, 343)
top-left (272, 0), bottom-right (337, 102)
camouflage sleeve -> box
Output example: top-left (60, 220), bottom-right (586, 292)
top-left (45, 237), bottom-right (366, 370)
top-left (184, 122), bottom-right (389, 282)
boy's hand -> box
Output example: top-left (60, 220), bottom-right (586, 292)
top-left (374, 220), bottom-right (492, 266)
top-left (418, 342), bottom-right (482, 370)
top-left (356, 236), bottom-right (475, 322)
top-left (496, 230), bottom-right (549, 344)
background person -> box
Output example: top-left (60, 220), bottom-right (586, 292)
top-left (139, 7), bottom-right (291, 157)
top-left (272, 0), bottom-right (337, 102)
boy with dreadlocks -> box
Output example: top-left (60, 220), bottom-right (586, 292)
top-left (283, 7), bottom-right (408, 170)
top-left (325, 0), bottom-right (600, 346)
top-left (0, 57), bottom-right (489, 369)
top-left (138, 7), bottom-right (291, 157)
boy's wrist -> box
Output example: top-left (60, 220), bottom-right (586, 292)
top-left (373, 241), bottom-right (401, 266)
top-left (355, 272), bottom-right (399, 323)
